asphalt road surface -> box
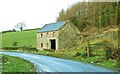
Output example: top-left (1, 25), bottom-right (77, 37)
top-left (1, 52), bottom-right (117, 72)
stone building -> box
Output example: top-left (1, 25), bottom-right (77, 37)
top-left (37, 20), bottom-right (80, 50)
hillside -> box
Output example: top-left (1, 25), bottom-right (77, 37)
top-left (2, 27), bottom-right (119, 70)
top-left (2, 29), bottom-right (38, 47)
top-left (57, 2), bottom-right (120, 32)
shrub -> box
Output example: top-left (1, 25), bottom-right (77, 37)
top-left (3, 47), bottom-right (19, 50)
top-left (20, 46), bottom-right (37, 51)
top-left (2, 55), bottom-right (8, 63)
top-left (112, 47), bottom-right (120, 60)
top-left (3, 46), bottom-right (37, 51)
top-left (73, 52), bottom-right (81, 57)
top-left (12, 42), bottom-right (18, 46)
top-left (82, 53), bottom-right (87, 58)
top-left (105, 47), bottom-right (112, 59)
top-left (43, 49), bottom-right (55, 52)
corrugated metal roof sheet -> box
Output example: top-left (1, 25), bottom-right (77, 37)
top-left (38, 21), bottom-right (66, 32)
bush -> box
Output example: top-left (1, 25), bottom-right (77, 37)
top-left (3, 47), bottom-right (19, 50)
top-left (82, 53), bottom-right (87, 58)
top-left (43, 49), bottom-right (55, 52)
top-left (2, 30), bottom-right (16, 33)
top-left (73, 52), bottom-right (81, 57)
top-left (105, 47), bottom-right (112, 59)
top-left (2, 55), bottom-right (8, 63)
top-left (20, 46), bottom-right (37, 51)
top-left (112, 47), bottom-right (120, 60)
top-left (3, 46), bottom-right (37, 51)
top-left (12, 42), bottom-right (18, 46)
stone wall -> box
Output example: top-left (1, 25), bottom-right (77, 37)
top-left (37, 31), bottom-right (59, 50)
top-left (37, 33), bottom-right (40, 49)
top-left (58, 21), bottom-right (79, 49)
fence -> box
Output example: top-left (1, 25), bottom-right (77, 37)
top-left (86, 42), bottom-right (118, 60)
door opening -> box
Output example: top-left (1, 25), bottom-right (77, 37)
top-left (50, 39), bottom-right (56, 50)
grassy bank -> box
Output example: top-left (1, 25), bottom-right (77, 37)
top-left (2, 54), bottom-right (36, 73)
top-left (2, 29), bottom-right (38, 47)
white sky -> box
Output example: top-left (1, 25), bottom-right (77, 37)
top-left (0, 0), bottom-right (82, 32)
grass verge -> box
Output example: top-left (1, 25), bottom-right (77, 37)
top-left (2, 54), bottom-right (36, 73)
top-left (3, 49), bottom-right (119, 71)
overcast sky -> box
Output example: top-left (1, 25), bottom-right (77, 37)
top-left (0, 0), bottom-right (82, 32)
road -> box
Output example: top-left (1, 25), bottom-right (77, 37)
top-left (0, 52), bottom-right (117, 72)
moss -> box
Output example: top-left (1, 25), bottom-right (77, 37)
top-left (58, 22), bottom-right (79, 49)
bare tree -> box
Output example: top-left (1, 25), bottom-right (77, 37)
top-left (15, 22), bottom-right (26, 31)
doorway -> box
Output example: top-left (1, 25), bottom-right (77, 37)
top-left (50, 39), bottom-right (56, 50)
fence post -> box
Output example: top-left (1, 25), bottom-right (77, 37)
top-left (87, 41), bottom-right (91, 57)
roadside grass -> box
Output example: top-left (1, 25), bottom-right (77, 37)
top-left (47, 50), bottom-right (118, 71)
top-left (2, 54), bottom-right (36, 73)
top-left (4, 49), bottom-right (119, 71)
top-left (74, 56), bottom-right (118, 70)
top-left (39, 50), bottom-right (119, 71)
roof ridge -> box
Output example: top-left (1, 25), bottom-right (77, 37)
top-left (46, 21), bottom-right (65, 25)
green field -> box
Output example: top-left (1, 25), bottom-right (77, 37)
top-left (2, 29), bottom-right (38, 47)
top-left (2, 54), bottom-right (36, 72)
